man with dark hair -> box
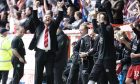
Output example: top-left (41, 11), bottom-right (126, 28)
top-left (88, 11), bottom-right (118, 84)
top-left (0, 11), bottom-right (8, 28)
top-left (54, 28), bottom-right (69, 84)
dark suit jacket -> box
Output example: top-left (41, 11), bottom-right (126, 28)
top-left (67, 35), bottom-right (93, 84)
top-left (55, 30), bottom-right (69, 62)
top-left (28, 10), bottom-right (63, 52)
top-left (73, 35), bottom-right (91, 54)
top-left (92, 19), bottom-right (115, 60)
top-left (24, 13), bottom-right (36, 33)
top-left (88, 35), bottom-right (100, 60)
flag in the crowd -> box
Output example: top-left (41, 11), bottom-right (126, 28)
top-left (80, 0), bottom-right (88, 22)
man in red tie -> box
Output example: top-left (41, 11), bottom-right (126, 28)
top-left (28, 1), bottom-right (64, 84)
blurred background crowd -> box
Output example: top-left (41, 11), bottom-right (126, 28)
top-left (0, 0), bottom-right (139, 33)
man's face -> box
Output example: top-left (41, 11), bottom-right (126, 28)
top-left (43, 14), bottom-right (52, 25)
top-left (67, 7), bottom-right (71, 16)
top-left (79, 26), bottom-right (87, 36)
top-left (17, 27), bottom-right (25, 37)
top-left (21, 10), bottom-right (26, 18)
top-left (97, 13), bottom-right (105, 23)
top-left (25, 8), bottom-right (31, 16)
top-left (89, 30), bottom-right (95, 39)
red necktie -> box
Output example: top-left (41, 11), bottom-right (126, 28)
top-left (44, 27), bottom-right (49, 47)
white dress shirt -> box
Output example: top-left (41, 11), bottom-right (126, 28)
top-left (37, 28), bottom-right (51, 52)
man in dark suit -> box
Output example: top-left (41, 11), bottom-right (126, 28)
top-left (54, 28), bottom-right (70, 84)
top-left (28, 1), bottom-right (64, 84)
top-left (88, 11), bottom-right (118, 84)
top-left (24, 7), bottom-right (35, 33)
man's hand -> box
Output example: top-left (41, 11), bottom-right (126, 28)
top-left (116, 60), bottom-right (121, 64)
top-left (99, 14), bottom-right (105, 23)
top-left (131, 53), bottom-right (136, 58)
top-left (36, 1), bottom-right (40, 7)
top-left (118, 36), bottom-right (126, 43)
top-left (129, 21), bottom-right (138, 29)
top-left (19, 57), bottom-right (26, 64)
top-left (33, 0), bottom-right (39, 10)
top-left (129, 23), bottom-right (134, 29)
top-left (79, 52), bottom-right (88, 58)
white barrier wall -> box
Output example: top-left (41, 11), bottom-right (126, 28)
top-left (20, 34), bottom-right (35, 84)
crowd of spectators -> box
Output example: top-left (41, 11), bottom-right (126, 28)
top-left (0, 0), bottom-right (139, 33)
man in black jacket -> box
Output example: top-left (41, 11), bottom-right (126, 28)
top-left (67, 23), bottom-right (94, 84)
top-left (54, 28), bottom-right (69, 84)
top-left (28, 1), bottom-right (64, 84)
top-left (24, 7), bottom-right (36, 33)
top-left (88, 11), bottom-right (118, 84)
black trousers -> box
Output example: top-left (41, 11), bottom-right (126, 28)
top-left (89, 59), bottom-right (119, 84)
top-left (0, 71), bottom-right (9, 84)
top-left (67, 57), bottom-right (94, 84)
top-left (80, 58), bottom-right (94, 84)
top-left (80, 65), bottom-right (89, 84)
top-left (35, 48), bottom-right (55, 84)
top-left (93, 58), bottom-right (108, 84)
top-left (11, 60), bottom-right (24, 84)
top-left (54, 56), bottom-right (67, 84)
top-left (66, 57), bottom-right (80, 84)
